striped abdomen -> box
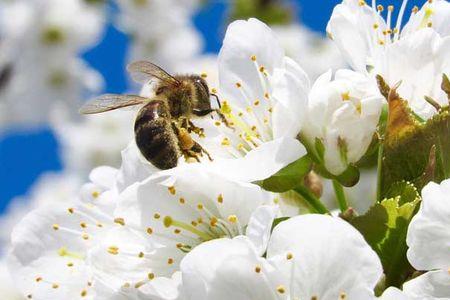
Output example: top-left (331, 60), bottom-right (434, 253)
top-left (134, 100), bottom-right (181, 169)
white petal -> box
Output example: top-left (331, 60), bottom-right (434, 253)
top-left (267, 214), bottom-right (382, 300)
top-left (180, 236), bottom-right (280, 300)
top-left (379, 287), bottom-right (412, 300)
top-left (207, 137), bottom-right (306, 182)
top-left (245, 205), bottom-right (279, 256)
top-left (116, 141), bottom-right (158, 193)
top-left (403, 270), bottom-right (450, 299)
top-left (218, 18), bottom-right (284, 110)
top-left (407, 180), bottom-right (450, 271)
top-left (89, 166), bottom-right (119, 190)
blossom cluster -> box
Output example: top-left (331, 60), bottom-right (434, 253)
top-left (3, 0), bottom-right (450, 299)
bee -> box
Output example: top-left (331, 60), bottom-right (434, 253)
top-left (80, 61), bottom-right (227, 170)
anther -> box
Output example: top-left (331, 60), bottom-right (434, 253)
top-left (35, 277), bottom-right (43, 282)
top-left (146, 227), bottom-right (153, 235)
top-left (81, 290), bottom-right (87, 297)
top-left (153, 213), bottom-right (161, 219)
top-left (286, 252), bottom-right (293, 260)
top-left (388, 5), bottom-right (394, 11)
top-left (179, 197), bottom-right (185, 204)
top-left (52, 283), bottom-right (59, 289)
top-left (227, 215), bottom-right (237, 223)
top-left (114, 218), bottom-right (125, 226)
top-left (201, 73), bottom-right (207, 78)
top-left (412, 5), bottom-right (419, 13)
top-left (250, 55), bottom-right (257, 61)
top-left (52, 224), bottom-right (59, 230)
top-left (217, 194), bottom-right (224, 203)
top-left (148, 273), bottom-right (155, 280)
top-left (254, 100), bottom-right (260, 106)
top-left (276, 285), bottom-right (286, 294)
top-left (168, 186), bottom-right (176, 195)
top-left (340, 292), bottom-right (347, 299)
top-left (68, 208), bottom-right (74, 214)
top-left (82, 233), bottom-right (89, 240)
top-left (138, 252), bottom-right (144, 258)
top-left (235, 82), bottom-right (242, 88)
top-left (91, 191), bottom-right (99, 198)
top-left (167, 258), bottom-right (174, 264)
top-left (377, 4), bottom-right (384, 11)
top-left (255, 265), bottom-right (261, 273)
top-left (107, 246), bottom-right (119, 255)
top-left (80, 222), bottom-right (87, 228)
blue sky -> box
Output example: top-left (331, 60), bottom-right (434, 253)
top-left (0, 0), bottom-right (424, 211)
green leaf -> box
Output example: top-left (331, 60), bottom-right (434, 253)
top-left (229, 0), bottom-right (293, 25)
top-left (259, 155), bottom-right (312, 193)
top-left (349, 181), bottom-right (420, 288)
top-left (271, 217), bottom-right (289, 232)
top-left (314, 163), bottom-right (360, 187)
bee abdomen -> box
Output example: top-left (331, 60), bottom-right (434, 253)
top-left (134, 100), bottom-right (181, 170)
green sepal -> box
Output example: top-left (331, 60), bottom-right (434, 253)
top-left (257, 155), bottom-right (312, 193)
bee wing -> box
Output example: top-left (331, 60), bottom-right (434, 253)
top-left (79, 94), bottom-right (148, 114)
top-left (127, 61), bottom-right (181, 86)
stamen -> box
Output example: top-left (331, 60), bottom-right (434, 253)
top-left (163, 216), bottom-right (214, 241)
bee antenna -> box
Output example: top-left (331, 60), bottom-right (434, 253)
top-left (211, 94), bottom-right (221, 109)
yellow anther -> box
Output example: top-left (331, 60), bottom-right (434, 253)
top-left (163, 216), bottom-right (173, 227)
top-left (191, 221), bottom-right (198, 227)
top-left (427, 22), bottom-right (433, 27)
top-left (52, 283), bottom-right (59, 289)
top-left (286, 253), bottom-right (293, 260)
top-left (138, 252), bottom-right (144, 258)
top-left (174, 229), bottom-right (181, 234)
top-left (148, 273), bottom-right (155, 280)
top-left (80, 222), bottom-right (87, 228)
top-left (82, 233), bottom-right (89, 240)
top-left (68, 208), bottom-right (74, 214)
top-left (176, 243), bottom-right (183, 248)
top-left (276, 285), bottom-right (286, 294)
top-left (254, 100), bottom-right (260, 106)
top-left (412, 5), bottom-right (419, 13)
top-left (107, 246), bottom-right (119, 255)
top-left (91, 191), bottom-right (99, 198)
top-left (264, 92), bottom-right (269, 99)
top-left (81, 290), bottom-right (87, 297)
top-left (97, 222), bottom-right (103, 228)
top-left (255, 265), bottom-right (261, 273)
top-left (268, 107), bottom-right (273, 113)
top-left (246, 106), bottom-right (252, 113)
top-left (197, 203), bottom-right (204, 210)
top-left (250, 55), bottom-right (257, 61)
top-left (35, 277), bottom-right (42, 282)
top-left (341, 92), bottom-right (350, 101)
top-left (167, 258), bottom-right (174, 265)
top-left (388, 5), bottom-right (394, 11)
top-left (179, 197), bottom-right (185, 204)
top-left (378, 39), bottom-right (385, 45)
top-left (259, 66), bottom-right (265, 72)
top-left (221, 137), bottom-right (230, 146)
top-left (373, 23), bottom-right (379, 29)
top-left (377, 4), bottom-right (384, 11)
top-left (217, 194), bottom-right (224, 203)
top-left (235, 82), bottom-right (242, 88)
top-left (358, 0), bottom-right (366, 6)
top-left (52, 224), bottom-right (59, 230)
top-left (227, 215), bottom-right (238, 223)
top-left (340, 292), bottom-right (347, 299)
top-left (211, 88), bottom-right (217, 94)
top-left (114, 218), bottom-right (125, 226)
top-left (210, 217), bottom-right (218, 227)
top-left (214, 121), bottom-right (221, 126)
top-left (67, 262), bottom-right (74, 267)
top-left (146, 227), bottom-right (153, 235)
top-left (168, 186), bottom-right (176, 195)
top-left (153, 213), bottom-right (161, 219)
top-left (201, 72), bottom-right (208, 78)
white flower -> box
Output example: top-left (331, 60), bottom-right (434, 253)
top-left (7, 166), bottom-right (120, 300)
top-left (272, 23), bottom-right (346, 80)
top-left (303, 69), bottom-right (383, 175)
top-left (88, 163), bottom-right (278, 297)
top-left (180, 214), bottom-right (383, 300)
top-left (191, 19), bottom-right (307, 182)
top-left (0, 258), bottom-right (24, 300)
top-left (0, 171), bottom-right (83, 248)
top-left (327, 0), bottom-right (450, 119)
top-left (402, 179), bottom-right (450, 299)
top-left (53, 109), bottom-right (135, 176)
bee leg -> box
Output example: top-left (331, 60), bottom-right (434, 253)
top-left (191, 142), bottom-right (213, 162)
top-left (215, 109), bottom-right (233, 129)
top-left (187, 120), bottom-right (205, 137)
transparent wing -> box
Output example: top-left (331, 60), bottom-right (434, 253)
top-left (79, 94), bottom-right (148, 114)
top-left (127, 61), bottom-right (180, 85)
